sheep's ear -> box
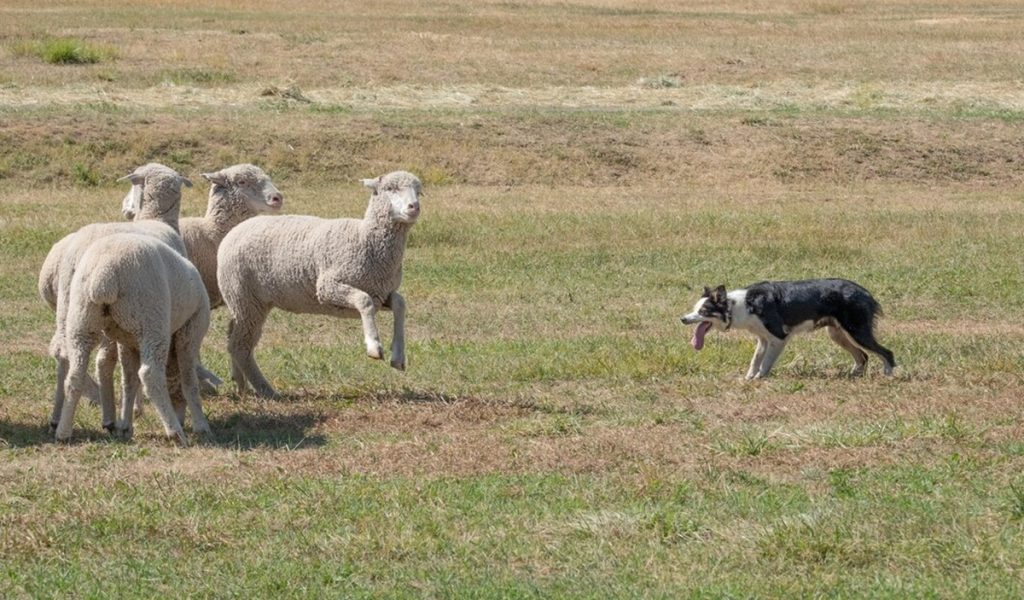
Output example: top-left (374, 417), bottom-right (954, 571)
top-left (202, 171), bottom-right (229, 187)
top-left (361, 177), bottom-right (380, 192)
top-left (180, 176), bottom-right (193, 188)
top-left (117, 171), bottom-right (145, 185)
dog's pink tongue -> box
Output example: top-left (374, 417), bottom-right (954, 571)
top-left (692, 321), bottom-right (712, 350)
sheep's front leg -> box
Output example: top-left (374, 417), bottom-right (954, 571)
top-left (316, 277), bottom-right (383, 360)
top-left (387, 291), bottom-right (406, 371)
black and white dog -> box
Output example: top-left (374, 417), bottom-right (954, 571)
top-left (681, 279), bottom-right (895, 379)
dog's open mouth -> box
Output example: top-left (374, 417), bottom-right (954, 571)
top-left (692, 321), bottom-right (712, 350)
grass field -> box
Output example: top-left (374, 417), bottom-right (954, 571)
top-left (2, 0), bottom-right (1024, 597)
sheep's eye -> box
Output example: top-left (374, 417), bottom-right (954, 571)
top-left (236, 178), bottom-right (247, 186)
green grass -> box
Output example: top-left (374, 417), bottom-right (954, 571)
top-left (11, 37), bottom-right (115, 65)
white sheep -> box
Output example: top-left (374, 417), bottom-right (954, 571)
top-left (122, 163), bottom-right (284, 308)
top-left (41, 163), bottom-right (190, 431)
top-left (217, 170), bottom-right (422, 398)
top-left (121, 163), bottom-right (283, 398)
top-left (56, 233), bottom-right (211, 445)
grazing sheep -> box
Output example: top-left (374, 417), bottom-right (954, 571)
top-left (42, 163), bottom-right (190, 431)
top-left (217, 170), bottom-right (422, 398)
top-left (55, 233), bottom-right (211, 445)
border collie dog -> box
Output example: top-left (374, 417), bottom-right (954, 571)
top-left (681, 279), bottom-right (895, 379)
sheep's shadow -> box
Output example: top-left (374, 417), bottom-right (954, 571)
top-left (272, 386), bottom-right (467, 406)
top-left (207, 409), bottom-right (328, 450)
top-left (0, 419), bottom-right (58, 448)
top-left (0, 408), bottom-right (329, 450)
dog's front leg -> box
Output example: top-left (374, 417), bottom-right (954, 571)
top-left (754, 338), bottom-right (787, 378)
top-left (746, 338), bottom-right (767, 379)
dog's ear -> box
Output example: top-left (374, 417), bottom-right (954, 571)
top-left (702, 286), bottom-right (712, 298)
top-left (713, 285), bottom-right (727, 302)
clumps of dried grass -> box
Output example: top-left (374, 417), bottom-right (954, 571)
top-left (258, 84), bottom-right (312, 103)
top-left (638, 74), bottom-right (682, 89)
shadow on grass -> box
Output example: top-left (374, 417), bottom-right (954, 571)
top-left (0, 410), bottom-right (329, 451)
top-left (0, 419), bottom-right (57, 448)
top-left (272, 385), bottom-right (470, 406)
top-left (0, 419), bottom-right (130, 448)
top-left (208, 409), bottom-right (329, 450)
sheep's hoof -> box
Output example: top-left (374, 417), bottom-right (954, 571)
top-left (199, 379), bottom-right (219, 396)
top-left (168, 431), bottom-right (189, 448)
top-left (390, 358), bottom-right (406, 371)
top-left (102, 422), bottom-right (116, 434)
top-left (48, 421), bottom-right (58, 433)
top-left (54, 431), bottom-right (72, 444)
top-left (367, 342), bottom-right (385, 360)
top-left (115, 426), bottom-right (133, 441)
top-left (249, 381), bottom-right (279, 399)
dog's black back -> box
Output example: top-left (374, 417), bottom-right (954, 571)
top-left (745, 278), bottom-right (883, 341)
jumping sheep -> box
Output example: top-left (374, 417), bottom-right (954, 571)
top-left (217, 170), bottom-right (422, 398)
top-left (41, 163), bottom-right (190, 431)
top-left (56, 233), bottom-right (211, 445)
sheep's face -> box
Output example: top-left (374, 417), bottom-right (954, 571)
top-left (117, 163), bottom-right (191, 221)
top-left (363, 171), bottom-right (422, 224)
top-left (121, 182), bottom-right (142, 220)
top-left (203, 164), bottom-right (283, 213)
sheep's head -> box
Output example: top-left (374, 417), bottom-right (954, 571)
top-left (118, 163), bottom-right (192, 221)
top-left (201, 164), bottom-right (283, 214)
top-left (362, 170), bottom-right (422, 224)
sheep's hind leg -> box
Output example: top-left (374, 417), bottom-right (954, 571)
top-left (116, 346), bottom-right (141, 440)
top-left (175, 318), bottom-right (213, 441)
top-left (94, 336), bottom-right (118, 431)
top-left (56, 342), bottom-right (99, 442)
top-left (138, 340), bottom-right (188, 447)
top-left (227, 309), bottom-right (277, 399)
top-left (49, 355), bottom-right (69, 432)
top-left (166, 348), bottom-right (187, 426)
top-left (387, 292), bottom-right (406, 371)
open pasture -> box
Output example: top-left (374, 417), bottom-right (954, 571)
top-left (2, 0), bottom-right (1024, 596)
